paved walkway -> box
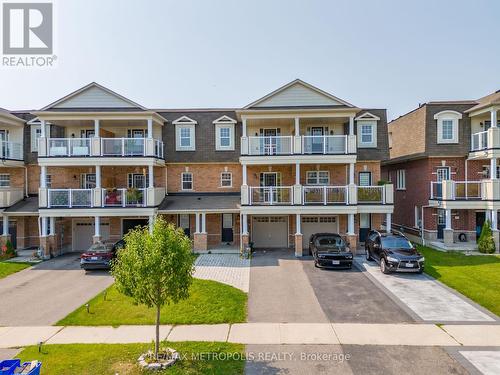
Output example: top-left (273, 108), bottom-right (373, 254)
top-left (356, 258), bottom-right (496, 322)
top-left (1, 323), bottom-right (500, 348)
top-left (460, 351), bottom-right (500, 375)
top-left (194, 254), bottom-right (250, 292)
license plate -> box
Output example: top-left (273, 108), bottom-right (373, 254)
top-left (91, 257), bottom-right (98, 260)
top-left (405, 263), bottom-right (414, 268)
top-left (332, 260), bottom-right (340, 265)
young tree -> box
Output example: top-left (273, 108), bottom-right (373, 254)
top-left (111, 216), bottom-right (194, 359)
top-left (478, 219), bottom-right (496, 254)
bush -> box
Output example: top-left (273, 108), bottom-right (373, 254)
top-left (478, 220), bottom-right (496, 254)
top-left (0, 240), bottom-right (16, 260)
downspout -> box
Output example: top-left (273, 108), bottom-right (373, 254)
top-left (23, 166), bottom-right (28, 197)
top-left (421, 205), bottom-right (433, 246)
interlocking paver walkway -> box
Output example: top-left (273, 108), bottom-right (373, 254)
top-left (194, 254), bottom-right (250, 292)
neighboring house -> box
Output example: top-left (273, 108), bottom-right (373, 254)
top-left (382, 90), bottom-right (500, 250)
top-left (1, 79), bottom-right (393, 256)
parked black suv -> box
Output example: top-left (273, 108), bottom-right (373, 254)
top-left (365, 230), bottom-right (424, 274)
top-left (309, 233), bottom-right (353, 269)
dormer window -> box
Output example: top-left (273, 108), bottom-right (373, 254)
top-left (434, 110), bottom-right (462, 144)
top-left (355, 112), bottom-right (379, 148)
top-left (174, 116), bottom-right (197, 151)
top-left (213, 115), bottom-right (236, 151)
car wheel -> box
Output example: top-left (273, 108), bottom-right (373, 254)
top-left (366, 248), bottom-right (372, 261)
top-left (380, 258), bottom-right (390, 274)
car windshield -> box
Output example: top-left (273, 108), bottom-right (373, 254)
top-left (316, 236), bottom-right (344, 248)
top-left (89, 244), bottom-right (112, 253)
top-left (381, 237), bottom-right (413, 249)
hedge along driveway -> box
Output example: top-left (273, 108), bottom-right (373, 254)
top-left (57, 279), bottom-right (247, 326)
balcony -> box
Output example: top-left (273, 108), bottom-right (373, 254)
top-left (470, 127), bottom-right (500, 155)
top-left (47, 189), bottom-right (94, 208)
top-left (102, 188), bottom-right (146, 207)
top-left (0, 187), bottom-right (24, 207)
top-left (0, 141), bottom-right (23, 161)
top-left (249, 186), bottom-right (293, 205)
top-left (430, 181), bottom-right (482, 201)
top-left (303, 186), bottom-right (348, 205)
top-left (357, 186), bottom-right (387, 204)
top-left (471, 131), bottom-right (488, 152)
top-left (39, 137), bottom-right (164, 159)
top-left (241, 135), bottom-right (356, 156)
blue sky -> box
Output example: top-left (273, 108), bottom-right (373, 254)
top-left (1, 0), bottom-right (499, 120)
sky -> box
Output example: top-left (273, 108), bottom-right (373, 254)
top-left (1, 0), bottom-right (499, 120)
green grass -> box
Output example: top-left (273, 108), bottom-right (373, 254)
top-left (57, 279), bottom-right (247, 326)
top-left (17, 342), bottom-right (244, 375)
top-left (418, 245), bottom-right (500, 316)
top-left (0, 261), bottom-right (30, 279)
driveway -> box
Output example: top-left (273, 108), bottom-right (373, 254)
top-left (0, 254), bottom-right (113, 326)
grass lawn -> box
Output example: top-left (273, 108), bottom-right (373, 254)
top-left (0, 261), bottom-right (30, 279)
top-left (18, 342), bottom-right (244, 375)
top-left (418, 245), bottom-right (500, 316)
top-left (57, 278), bottom-right (247, 326)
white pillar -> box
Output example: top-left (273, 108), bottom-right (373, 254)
top-left (348, 214), bottom-right (355, 235)
top-left (49, 217), bottom-right (55, 235)
top-left (242, 164), bottom-right (247, 185)
top-left (349, 163), bottom-right (355, 185)
top-left (95, 216), bottom-right (101, 237)
top-left (149, 215), bottom-right (154, 233)
top-left (94, 119), bottom-right (100, 136)
top-left (40, 119), bottom-right (46, 138)
top-left (491, 210), bottom-right (498, 230)
top-left (295, 163), bottom-right (300, 185)
top-left (95, 165), bottom-right (101, 188)
top-left (147, 118), bottom-right (153, 138)
top-left (242, 214), bottom-right (248, 235)
top-left (386, 213), bottom-right (392, 233)
top-left (40, 166), bottom-right (47, 188)
top-left (2, 215), bottom-right (8, 236)
top-left (445, 209), bottom-right (452, 230)
top-left (195, 213), bottom-right (200, 233)
top-left (201, 213), bottom-right (206, 233)
top-left (349, 116), bottom-right (354, 135)
top-left (492, 110), bottom-right (498, 128)
top-left (294, 117), bottom-right (300, 136)
top-left (242, 118), bottom-right (247, 138)
top-left (41, 217), bottom-right (48, 237)
top-left (148, 165), bottom-right (154, 188)
top-left (296, 214), bottom-right (301, 235)
top-left (491, 158), bottom-right (497, 180)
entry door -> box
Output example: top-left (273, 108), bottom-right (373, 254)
top-left (128, 129), bottom-right (145, 155)
top-left (179, 214), bottom-right (190, 237)
top-left (476, 212), bottom-right (486, 242)
top-left (129, 174), bottom-right (147, 189)
top-left (437, 209), bottom-right (446, 239)
top-left (263, 129), bottom-right (278, 155)
top-left (260, 172), bottom-right (279, 203)
top-left (359, 213), bottom-right (371, 243)
top-left (359, 172), bottom-right (372, 186)
top-left (221, 214), bottom-right (233, 243)
top-left (0, 130), bottom-right (7, 158)
top-left (436, 167), bottom-right (450, 198)
top-left (311, 127), bottom-right (324, 153)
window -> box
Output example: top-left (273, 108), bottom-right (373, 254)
top-left (361, 124), bottom-right (373, 143)
top-left (220, 172), bottom-right (232, 187)
top-left (216, 125), bottom-right (234, 150)
top-left (182, 172), bottom-right (193, 190)
top-left (357, 121), bottom-right (377, 148)
top-left (175, 125), bottom-right (196, 151)
top-left (436, 167), bottom-right (450, 181)
top-left (0, 174), bottom-right (10, 187)
top-left (128, 173), bottom-right (148, 189)
top-left (441, 120), bottom-right (453, 140)
top-left (306, 171), bottom-right (329, 185)
top-left (415, 206), bottom-right (421, 228)
top-left (46, 174), bottom-right (52, 188)
top-left (180, 128), bottom-right (191, 147)
top-left (80, 174), bottom-right (96, 189)
top-left (359, 172), bottom-right (372, 186)
top-left (435, 110), bottom-right (461, 144)
top-left (396, 170), bottom-right (406, 190)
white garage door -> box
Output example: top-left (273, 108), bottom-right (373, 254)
top-left (252, 216), bottom-right (288, 248)
top-left (302, 216), bottom-right (339, 248)
top-left (73, 220), bottom-right (110, 251)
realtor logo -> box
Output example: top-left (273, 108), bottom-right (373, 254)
top-left (3, 2), bottom-right (53, 54)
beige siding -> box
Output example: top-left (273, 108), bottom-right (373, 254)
top-left (254, 82), bottom-right (342, 107)
top-left (53, 86), bottom-right (137, 108)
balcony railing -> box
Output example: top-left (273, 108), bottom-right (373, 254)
top-left (102, 188), bottom-right (146, 207)
top-left (357, 186), bottom-right (384, 204)
top-left (303, 186), bottom-right (348, 205)
top-left (302, 136), bottom-right (347, 154)
top-left (48, 189), bottom-right (93, 208)
top-left (0, 141), bottom-right (23, 160)
top-left (101, 138), bottom-right (146, 156)
top-left (430, 182), bottom-right (443, 199)
top-left (0, 187), bottom-right (24, 207)
top-left (431, 181), bottom-right (482, 201)
top-left (471, 131), bottom-right (488, 152)
top-left (247, 136), bottom-right (293, 155)
top-left (249, 186), bottom-right (293, 205)
top-left (48, 138), bottom-right (92, 157)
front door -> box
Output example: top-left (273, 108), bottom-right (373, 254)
top-left (476, 211), bottom-right (486, 242)
top-left (260, 172), bottom-right (279, 203)
top-left (128, 129), bottom-right (146, 155)
top-left (221, 214), bottom-right (233, 243)
top-left (179, 214), bottom-right (190, 237)
top-left (359, 172), bottom-right (372, 186)
top-left (359, 213), bottom-right (371, 243)
top-left (436, 167), bottom-right (450, 198)
top-left (263, 129), bottom-right (278, 155)
top-left (437, 209), bottom-right (446, 239)
top-left (311, 127), bottom-right (324, 153)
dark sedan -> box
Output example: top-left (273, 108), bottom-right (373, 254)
top-left (80, 239), bottom-right (125, 271)
top-left (309, 233), bottom-right (353, 269)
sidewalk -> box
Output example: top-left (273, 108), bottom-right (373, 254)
top-left (1, 323), bottom-right (500, 348)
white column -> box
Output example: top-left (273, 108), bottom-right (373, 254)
top-left (386, 213), bottom-right (392, 233)
top-left (147, 118), bottom-right (153, 138)
top-left (347, 214), bottom-right (355, 235)
top-left (349, 116), bottom-right (354, 135)
top-left (349, 163), bottom-right (355, 185)
top-left (242, 214), bottom-right (248, 235)
top-left (2, 215), bottom-right (8, 236)
top-left (95, 165), bottom-right (101, 188)
top-left (445, 209), bottom-right (452, 230)
top-left (242, 118), bottom-right (247, 138)
top-left (242, 164), bottom-right (247, 185)
top-left (94, 119), bottom-right (100, 136)
top-left (49, 217), bottom-right (55, 235)
top-left (148, 165), bottom-right (154, 188)
top-left (294, 117), bottom-right (300, 136)
top-left (492, 110), bottom-right (498, 128)
top-left (201, 213), bottom-right (206, 233)
top-left (195, 213), bottom-right (200, 233)
top-left (94, 216), bottom-right (101, 237)
top-left (491, 210), bottom-right (498, 230)
top-left (40, 119), bottom-right (46, 138)
top-left (296, 214), bottom-right (301, 235)
top-left (491, 158), bottom-right (497, 180)
top-left (295, 163), bottom-right (300, 185)
top-left (41, 217), bottom-right (48, 237)
top-left (40, 166), bottom-right (47, 188)
top-left (149, 215), bottom-right (154, 233)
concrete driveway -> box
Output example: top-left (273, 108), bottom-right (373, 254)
top-left (0, 254), bottom-right (113, 326)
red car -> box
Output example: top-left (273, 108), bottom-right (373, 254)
top-left (80, 240), bottom-right (125, 271)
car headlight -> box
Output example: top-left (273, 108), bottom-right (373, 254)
top-left (386, 256), bottom-right (399, 263)
top-left (418, 257), bottom-right (425, 262)
top-left (318, 254), bottom-right (325, 258)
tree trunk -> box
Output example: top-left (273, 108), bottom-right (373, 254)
top-left (155, 304), bottom-right (160, 360)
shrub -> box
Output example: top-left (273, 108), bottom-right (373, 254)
top-left (478, 220), bottom-right (496, 254)
top-left (0, 240), bottom-right (16, 260)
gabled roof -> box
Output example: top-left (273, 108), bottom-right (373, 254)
top-left (172, 115), bottom-right (197, 125)
top-left (40, 82), bottom-right (147, 111)
top-left (465, 90), bottom-right (500, 113)
top-left (213, 115), bottom-right (237, 124)
top-left (0, 108), bottom-right (26, 126)
top-left (243, 79), bottom-right (355, 109)
top-left (355, 111), bottom-right (380, 121)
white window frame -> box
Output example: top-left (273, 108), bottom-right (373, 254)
top-left (434, 110), bottom-right (461, 144)
top-left (80, 173), bottom-right (96, 189)
top-left (220, 172), bottom-right (232, 188)
top-left (357, 120), bottom-right (377, 148)
top-left (30, 125), bottom-right (42, 152)
top-left (175, 124), bottom-right (195, 151)
top-left (396, 169), bottom-right (406, 190)
top-left (0, 174), bottom-right (10, 188)
top-left (306, 171), bottom-right (330, 185)
top-left (181, 172), bottom-right (193, 191)
top-left (46, 174), bottom-right (52, 188)
top-left (215, 124), bottom-right (234, 151)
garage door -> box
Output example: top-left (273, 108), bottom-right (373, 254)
top-left (252, 216), bottom-right (288, 248)
top-left (73, 220), bottom-right (110, 251)
top-left (302, 216), bottom-right (339, 248)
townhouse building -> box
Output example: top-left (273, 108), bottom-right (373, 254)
top-left (1, 79), bottom-right (393, 257)
top-left (383, 90), bottom-right (500, 251)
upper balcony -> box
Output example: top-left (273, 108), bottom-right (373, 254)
top-left (469, 107), bottom-right (500, 159)
top-left (429, 179), bottom-right (500, 208)
top-left (0, 109), bottom-right (25, 166)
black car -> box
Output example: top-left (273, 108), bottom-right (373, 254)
top-left (309, 233), bottom-right (353, 269)
top-left (365, 230), bottom-right (424, 274)
top-left (80, 239), bottom-right (125, 271)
